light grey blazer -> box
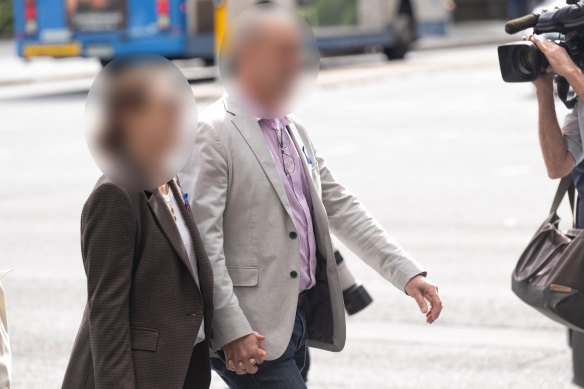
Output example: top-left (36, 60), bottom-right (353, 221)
top-left (179, 95), bottom-right (425, 360)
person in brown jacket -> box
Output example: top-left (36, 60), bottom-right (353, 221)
top-left (0, 269), bottom-right (11, 389)
top-left (62, 55), bottom-right (213, 389)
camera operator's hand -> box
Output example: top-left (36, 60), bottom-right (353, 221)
top-left (530, 34), bottom-right (584, 107)
top-left (529, 35), bottom-right (579, 79)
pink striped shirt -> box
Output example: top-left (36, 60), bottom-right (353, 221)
top-left (258, 117), bottom-right (317, 291)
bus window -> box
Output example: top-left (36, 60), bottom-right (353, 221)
top-left (297, 0), bottom-right (358, 27)
top-left (66, 0), bottom-right (127, 32)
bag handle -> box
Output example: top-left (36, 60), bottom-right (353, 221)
top-left (550, 175), bottom-right (576, 218)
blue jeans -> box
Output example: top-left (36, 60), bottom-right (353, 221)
top-left (211, 307), bottom-right (307, 389)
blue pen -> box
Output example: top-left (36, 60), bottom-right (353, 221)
top-left (302, 146), bottom-right (313, 165)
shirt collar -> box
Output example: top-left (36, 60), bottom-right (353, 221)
top-left (258, 116), bottom-right (291, 130)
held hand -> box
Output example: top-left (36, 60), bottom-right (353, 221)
top-left (529, 35), bottom-right (579, 79)
top-left (223, 331), bottom-right (267, 375)
top-left (405, 275), bottom-right (443, 324)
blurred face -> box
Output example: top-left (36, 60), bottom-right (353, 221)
top-left (238, 20), bottom-right (303, 115)
top-left (120, 71), bottom-right (184, 179)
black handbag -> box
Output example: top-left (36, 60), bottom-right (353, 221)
top-left (512, 176), bottom-right (584, 332)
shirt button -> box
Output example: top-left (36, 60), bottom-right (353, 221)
top-left (290, 271), bottom-right (298, 279)
top-left (289, 231), bottom-right (298, 239)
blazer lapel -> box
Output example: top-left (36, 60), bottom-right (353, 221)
top-left (288, 123), bottom-right (313, 175)
top-left (224, 96), bottom-right (294, 221)
top-left (288, 121), bottom-right (321, 202)
top-left (287, 121), bottom-right (333, 256)
top-left (169, 179), bottom-right (214, 314)
top-left (146, 187), bottom-right (196, 281)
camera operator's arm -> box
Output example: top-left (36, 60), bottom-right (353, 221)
top-left (533, 71), bottom-right (576, 178)
top-left (530, 36), bottom-right (579, 178)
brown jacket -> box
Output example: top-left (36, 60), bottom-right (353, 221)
top-left (62, 176), bottom-right (213, 389)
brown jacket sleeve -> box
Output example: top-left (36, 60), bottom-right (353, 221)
top-left (81, 182), bottom-right (137, 389)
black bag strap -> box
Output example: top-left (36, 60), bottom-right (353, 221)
top-left (550, 175), bottom-right (576, 219)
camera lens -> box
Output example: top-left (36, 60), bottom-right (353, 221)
top-left (498, 42), bottom-right (548, 83)
top-left (515, 46), bottom-right (536, 77)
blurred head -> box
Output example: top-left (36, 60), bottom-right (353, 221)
top-left (220, 5), bottom-right (319, 118)
top-left (86, 54), bottom-right (197, 190)
top-left (102, 67), bottom-right (183, 177)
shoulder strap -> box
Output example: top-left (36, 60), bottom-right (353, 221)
top-left (550, 175), bottom-right (576, 215)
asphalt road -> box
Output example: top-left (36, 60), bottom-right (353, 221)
top-left (0, 45), bottom-right (580, 388)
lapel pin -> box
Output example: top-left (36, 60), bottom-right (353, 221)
top-left (182, 193), bottom-right (191, 210)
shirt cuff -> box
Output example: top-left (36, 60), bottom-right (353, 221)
top-left (566, 136), bottom-right (584, 165)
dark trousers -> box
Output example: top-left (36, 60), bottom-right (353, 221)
top-left (211, 307), bottom-right (308, 389)
top-left (183, 340), bottom-right (212, 389)
top-left (571, 161), bottom-right (584, 388)
top-left (300, 348), bottom-right (310, 382)
top-left (572, 330), bottom-right (584, 387)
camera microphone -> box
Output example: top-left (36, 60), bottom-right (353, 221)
top-left (505, 13), bottom-right (540, 35)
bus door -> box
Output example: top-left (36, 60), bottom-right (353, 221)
top-left (184, 0), bottom-right (215, 62)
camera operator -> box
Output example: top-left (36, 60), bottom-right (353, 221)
top-left (530, 34), bottom-right (584, 388)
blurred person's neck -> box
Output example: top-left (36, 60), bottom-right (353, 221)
top-left (159, 183), bottom-right (170, 195)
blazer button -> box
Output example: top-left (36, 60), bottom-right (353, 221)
top-left (289, 231), bottom-right (298, 239)
top-left (290, 271), bottom-right (298, 279)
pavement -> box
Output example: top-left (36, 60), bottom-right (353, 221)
top-left (0, 21), bottom-right (581, 389)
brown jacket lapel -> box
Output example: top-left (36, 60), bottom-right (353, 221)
top-left (146, 187), bottom-right (196, 281)
top-left (170, 179), bottom-right (214, 315)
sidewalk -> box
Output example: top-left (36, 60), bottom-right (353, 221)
top-left (209, 321), bottom-right (577, 389)
top-left (0, 20), bottom-right (514, 87)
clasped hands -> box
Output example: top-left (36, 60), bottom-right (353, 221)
top-left (222, 331), bottom-right (267, 375)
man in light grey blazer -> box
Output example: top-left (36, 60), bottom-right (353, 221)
top-left (180, 5), bottom-right (442, 388)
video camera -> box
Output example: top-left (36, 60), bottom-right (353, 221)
top-left (334, 250), bottom-right (373, 315)
top-left (498, 0), bottom-right (584, 108)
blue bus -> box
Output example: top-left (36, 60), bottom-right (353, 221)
top-left (13, 0), bottom-right (451, 64)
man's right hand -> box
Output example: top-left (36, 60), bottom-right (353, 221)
top-left (530, 35), bottom-right (580, 80)
top-left (223, 331), bottom-right (267, 375)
